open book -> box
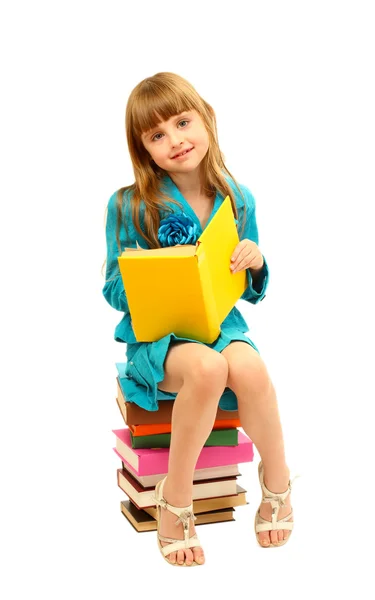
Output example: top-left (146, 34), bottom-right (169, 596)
top-left (117, 196), bottom-right (246, 343)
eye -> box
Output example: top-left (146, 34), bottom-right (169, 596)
top-left (150, 119), bottom-right (189, 142)
top-left (151, 132), bottom-right (163, 141)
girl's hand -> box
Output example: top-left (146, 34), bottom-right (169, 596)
top-left (230, 239), bottom-right (264, 274)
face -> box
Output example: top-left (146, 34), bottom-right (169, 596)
top-left (141, 110), bottom-right (210, 175)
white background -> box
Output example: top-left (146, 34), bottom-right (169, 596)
top-left (1, 0), bottom-right (374, 597)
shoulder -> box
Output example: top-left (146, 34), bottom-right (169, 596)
top-left (107, 186), bottom-right (134, 214)
top-left (105, 186), bottom-right (148, 247)
top-left (224, 176), bottom-right (256, 212)
top-left (106, 186), bottom-right (143, 231)
top-left (105, 187), bottom-right (134, 237)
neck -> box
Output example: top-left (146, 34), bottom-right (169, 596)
top-left (167, 168), bottom-right (205, 197)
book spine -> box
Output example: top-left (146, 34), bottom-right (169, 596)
top-left (132, 418), bottom-right (241, 436)
top-left (131, 432), bottom-right (171, 449)
top-left (204, 428), bottom-right (238, 447)
top-left (131, 428), bottom-right (239, 449)
top-left (195, 438), bottom-right (254, 471)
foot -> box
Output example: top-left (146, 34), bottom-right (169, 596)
top-left (158, 483), bottom-right (205, 566)
top-left (257, 467), bottom-right (293, 547)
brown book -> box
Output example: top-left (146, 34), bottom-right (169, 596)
top-left (116, 377), bottom-right (239, 425)
top-left (143, 484), bottom-right (248, 518)
top-left (120, 500), bottom-right (235, 532)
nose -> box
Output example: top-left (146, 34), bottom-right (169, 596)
top-left (170, 133), bottom-right (184, 147)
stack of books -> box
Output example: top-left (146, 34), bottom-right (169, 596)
top-left (113, 363), bottom-right (254, 533)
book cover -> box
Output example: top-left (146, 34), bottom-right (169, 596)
top-left (117, 468), bottom-right (238, 508)
top-left (116, 375), bottom-right (240, 424)
top-left (112, 428), bottom-right (253, 475)
top-left (118, 459), bottom-right (241, 488)
top-left (117, 196), bottom-right (247, 343)
top-left (130, 427), bottom-right (238, 449)
top-left (120, 501), bottom-right (235, 533)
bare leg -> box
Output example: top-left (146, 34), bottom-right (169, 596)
top-left (221, 342), bottom-right (292, 547)
top-left (157, 342), bottom-right (229, 565)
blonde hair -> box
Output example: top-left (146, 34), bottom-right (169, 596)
top-left (114, 72), bottom-right (246, 252)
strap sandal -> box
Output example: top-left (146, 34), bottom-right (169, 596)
top-left (153, 476), bottom-right (204, 566)
top-left (254, 460), bottom-right (300, 548)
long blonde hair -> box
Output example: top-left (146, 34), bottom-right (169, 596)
top-left (114, 72), bottom-right (246, 252)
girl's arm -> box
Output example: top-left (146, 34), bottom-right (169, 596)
top-left (102, 190), bottom-right (133, 313)
top-left (238, 187), bottom-right (269, 304)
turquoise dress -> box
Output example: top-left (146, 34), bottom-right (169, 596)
top-left (103, 174), bottom-right (269, 411)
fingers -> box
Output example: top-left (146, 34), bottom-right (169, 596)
top-left (231, 239), bottom-right (256, 273)
top-left (230, 239), bottom-right (248, 264)
top-left (231, 248), bottom-right (254, 273)
top-left (230, 240), bottom-right (263, 273)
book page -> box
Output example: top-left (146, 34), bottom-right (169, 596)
top-left (122, 244), bottom-right (197, 257)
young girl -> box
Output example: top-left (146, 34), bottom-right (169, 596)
top-left (103, 72), bottom-right (296, 566)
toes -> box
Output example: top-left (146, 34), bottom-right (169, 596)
top-left (166, 548), bottom-right (199, 566)
top-left (168, 547), bottom-right (204, 566)
top-left (193, 547), bottom-right (205, 564)
top-left (258, 533), bottom-right (270, 547)
top-left (184, 548), bottom-right (194, 566)
top-left (270, 530), bottom-right (279, 545)
top-left (258, 530), bottom-right (291, 546)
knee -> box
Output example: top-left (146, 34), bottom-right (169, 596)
top-left (184, 353), bottom-right (229, 393)
top-left (227, 354), bottom-right (271, 394)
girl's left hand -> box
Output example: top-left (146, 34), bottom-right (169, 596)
top-left (230, 239), bottom-right (264, 274)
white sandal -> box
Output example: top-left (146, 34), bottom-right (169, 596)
top-left (153, 476), bottom-right (204, 566)
top-left (255, 461), bottom-right (300, 547)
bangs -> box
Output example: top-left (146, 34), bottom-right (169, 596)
top-left (131, 84), bottom-right (200, 137)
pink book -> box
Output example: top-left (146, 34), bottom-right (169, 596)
top-left (112, 428), bottom-right (253, 476)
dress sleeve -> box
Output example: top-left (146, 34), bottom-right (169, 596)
top-left (237, 187), bottom-right (269, 304)
top-left (102, 190), bottom-right (133, 313)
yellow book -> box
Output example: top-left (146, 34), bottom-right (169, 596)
top-left (117, 196), bottom-right (247, 343)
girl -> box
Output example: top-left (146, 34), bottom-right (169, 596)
top-left (103, 72), bottom-right (296, 567)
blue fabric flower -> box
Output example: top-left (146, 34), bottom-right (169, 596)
top-left (158, 212), bottom-right (199, 247)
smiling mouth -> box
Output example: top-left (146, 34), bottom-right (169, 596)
top-left (172, 147), bottom-right (193, 158)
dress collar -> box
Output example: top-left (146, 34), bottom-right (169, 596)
top-left (160, 174), bottom-right (219, 233)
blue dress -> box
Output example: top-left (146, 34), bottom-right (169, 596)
top-left (103, 174), bottom-right (269, 412)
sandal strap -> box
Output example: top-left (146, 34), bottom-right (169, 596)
top-left (158, 532), bottom-right (201, 544)
top-left (154, 477), bottom-right (194, 516)
top-left (155, 496), bottom-right (195, 518)
top-left (159, 535), bottom-right (202, 557)
top-left (255, 509), bottom-right (294, 533)
top-left (259, 462), bottom-right (301, 509)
